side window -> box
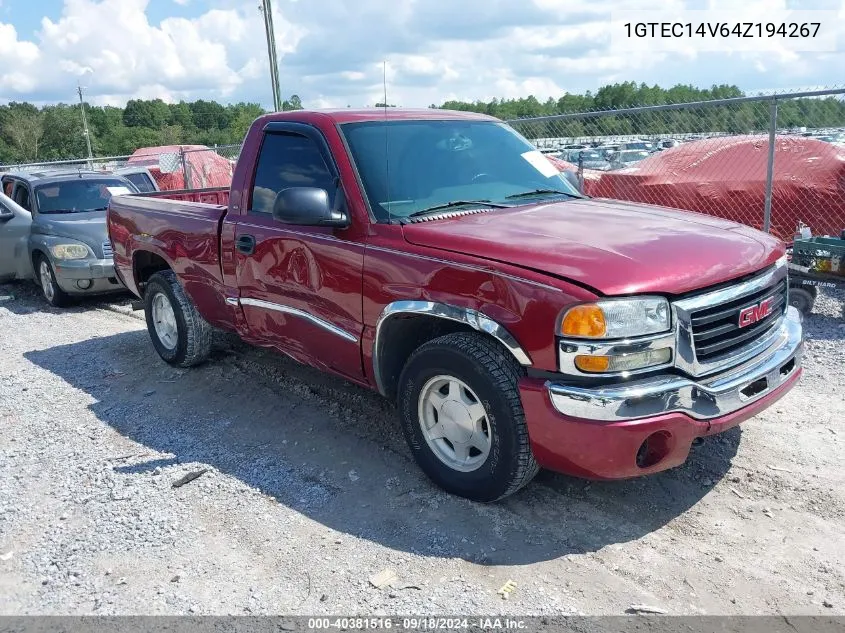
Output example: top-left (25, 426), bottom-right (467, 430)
top-left (124, 172), bottom-right (155, 193)
top-left (2, 179), bottom-right (13, 197)
top-left (13, 184), bottom-right (31, 211)
top-left (250, 132), bottom-right (335, 215)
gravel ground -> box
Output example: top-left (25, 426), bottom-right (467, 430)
top-left (0, 279), bottom-right (843, 616)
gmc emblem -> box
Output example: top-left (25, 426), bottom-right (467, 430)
top-left (738, 296), bottom-right (775, 328)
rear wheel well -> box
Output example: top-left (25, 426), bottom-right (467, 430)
top-left (133, 251), bottom-right (171, 293)
top-left (377, 314), bottom-right (489, 401)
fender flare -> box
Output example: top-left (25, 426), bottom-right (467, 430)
top-left (372, 300), bottom-right (532, 396)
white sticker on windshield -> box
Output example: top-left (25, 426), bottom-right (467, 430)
top-left (106, 186), bottom-right (132, 196)
top-left (521, 150), bottom-right (560, 178)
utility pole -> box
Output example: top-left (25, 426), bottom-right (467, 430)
top-left (77, 84), bottom-right (95, 169)
top-left (259, 0), bottom-right (283, 112)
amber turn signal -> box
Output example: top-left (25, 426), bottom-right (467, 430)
top-left (560, 304), bottom-right (607, 338)
top-left (574, 355), bottom-right (611, 372)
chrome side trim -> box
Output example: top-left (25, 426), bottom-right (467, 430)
top-left (673, 262), bottom-right (788, 377)
top-left (373, 300), bottom-right (532, 396)
top-left (558, 331), bottom-right (675, 377)
top-left (225, 297), bottom-right (239, 306)
top-left (548, 306), bottom-right (803, 422)
top-left (237, 298), bottom-right (358, 343)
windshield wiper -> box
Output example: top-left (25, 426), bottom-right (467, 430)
top-left (504, 189), bottom-right (581, 200)
top-left (406, 200), bottom-right (508, 219)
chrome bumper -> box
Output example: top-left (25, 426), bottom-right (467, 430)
top-left (547, 306), bottom-right (804, 422)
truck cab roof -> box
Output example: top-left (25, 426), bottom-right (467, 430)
top-left (255, 108), bottom-right (498, 125)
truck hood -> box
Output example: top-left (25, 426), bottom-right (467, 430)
top-left (32, 211), bottom-right (109, 254)
top-left (401, 198), bottom-right (784, 296)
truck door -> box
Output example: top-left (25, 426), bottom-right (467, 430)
top-left (232, 123), bottom-right (365, 381)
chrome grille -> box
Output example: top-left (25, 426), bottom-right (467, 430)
top-left (102, 240), bottom-right (113, 258)
top-left (689, 278), bottom-right (787, 362)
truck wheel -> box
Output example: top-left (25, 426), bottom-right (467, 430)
top-left (144, 270), bottom-right (212, 367)
top-left (788, 287), bottom-right (815, 317)
top-left (397, 332), bottom-right (539, 502)
top-left (37, 255), bottom-right (72, 308)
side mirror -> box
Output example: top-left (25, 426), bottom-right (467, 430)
top-left (0, 207), bottom-right (14, 222)
top-left (272, 187), bottom-right (349, 228)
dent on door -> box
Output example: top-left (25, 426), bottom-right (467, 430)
top-left (235, 226), bottom-right (365, 380)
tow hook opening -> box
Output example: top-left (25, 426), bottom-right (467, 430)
top-left (740, 377), bottom-right (768, 400)
top-left (636, 431), bottom-right (672, 469)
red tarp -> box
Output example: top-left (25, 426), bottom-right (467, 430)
top-left (546, 155), bottom-right (577, 172)
top-left (578, 136), bottom-right (845, 240)
top-left (126, 145), bottom-right (234, 191)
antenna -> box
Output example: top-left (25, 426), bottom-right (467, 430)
top-left (382, 61), bottom-right (392, 223)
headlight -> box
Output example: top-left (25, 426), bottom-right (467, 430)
top-left (560, 297), bottom-right (670, 339)
top-left (50, 244), bottom-right (90, 260)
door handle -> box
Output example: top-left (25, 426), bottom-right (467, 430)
top-left (236, 234), bottom-right (256, 255)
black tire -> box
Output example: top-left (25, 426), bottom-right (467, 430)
top-left (35, 255), bottom-right (72, 308)
top-left (143, 270), bottom-right (212, 367)
top-left (788, 287), bottom-right (815, 317)
top-left (397, 331), bottom-right (539, 502)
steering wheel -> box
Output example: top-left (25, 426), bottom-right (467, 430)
top-left (471, 173), bottom-right (492, 183)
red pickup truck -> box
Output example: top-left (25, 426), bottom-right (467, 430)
top-left (108, 109), bottom-right (805, 502)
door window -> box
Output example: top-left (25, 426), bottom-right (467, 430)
top-left (249, 132), bottom-right (335, 215)
top-left (13, 184), bottom-right (31, 211)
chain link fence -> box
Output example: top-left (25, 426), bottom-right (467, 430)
top-left (508, 88), bottom-right (845, 241)
top-left (0, 144), bottom-right (242, 192)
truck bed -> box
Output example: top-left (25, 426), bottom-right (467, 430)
top-left (107, 189), bottom-right (232, 328)
top-left (138, 187), bottom-right (231, 207)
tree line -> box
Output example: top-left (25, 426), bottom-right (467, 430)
top-left (437, 82), bottom-right (845, 139)
top-left (0, 94), bottom-right (303, 164)
top-left (2, 82), bottom-right (843, 164)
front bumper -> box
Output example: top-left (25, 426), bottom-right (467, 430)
top-left (522, 307), bottom-right (804, 479)
top-left (548, 306), bottom-right (803, 422)
top-left (53, 258), bottom-right (125, 295)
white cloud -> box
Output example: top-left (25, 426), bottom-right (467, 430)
top-left (0, 0), bottom-right (843, 110)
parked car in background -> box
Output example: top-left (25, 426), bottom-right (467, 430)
top-left (0, 192), bottom-right (32, 282)
top-left (114, 166), bottom-right (160, 193)
top-left (620, 140), bottom-right (657, 153)
top-left (109, 108), bottom-right (803, 502)
top-left (658, 139), bottom-right (682, 150)
top-left (0, 170), bottom-right (136, 306)
top-left (125, 145), bottom-right (234, 191)
top-left (609, 149), bottom-right (651, 169)
top-left (583, 135), bottom-right (845, 240)
top-left (595, 144), bottom-right (621, 160)
top-left (565, 149), bottom-right (612, 171)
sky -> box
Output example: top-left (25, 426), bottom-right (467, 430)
top-left (0, 0), bottom-right (843, 109)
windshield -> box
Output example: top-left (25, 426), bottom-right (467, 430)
top-left (35, 179), bottom-right (136, 214)
top-left (341, 120), bottom-right (582, 222)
